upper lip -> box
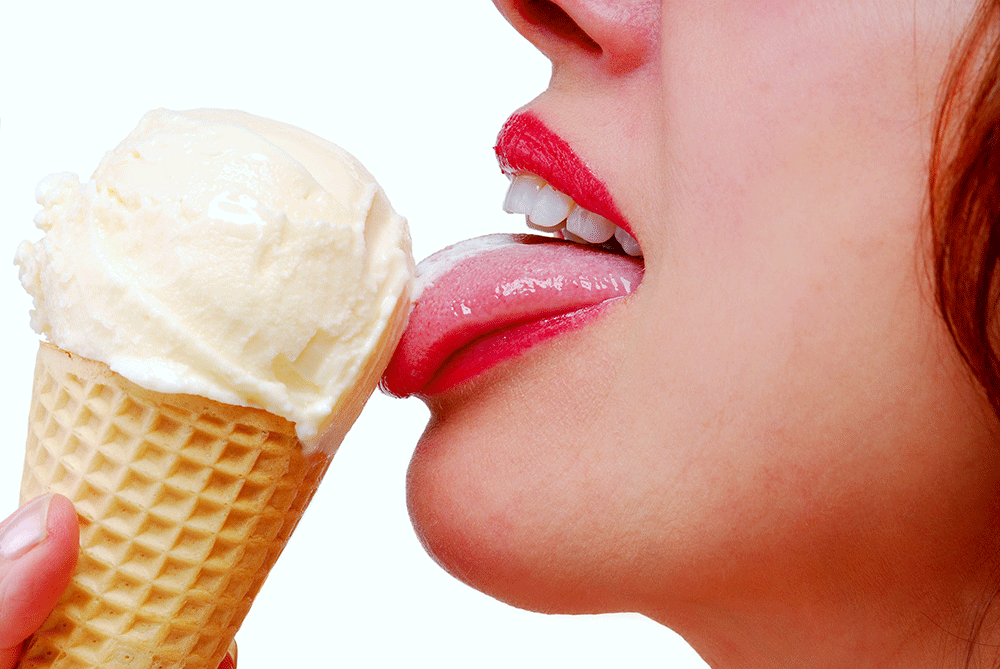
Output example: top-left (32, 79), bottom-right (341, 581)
top-left (378, 110), bottom-right (645, 399)
top-left (494, 111), bottom-right (634, 240)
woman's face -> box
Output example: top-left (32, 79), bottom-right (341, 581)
top-left (391, 0), bottom-right (999, 638)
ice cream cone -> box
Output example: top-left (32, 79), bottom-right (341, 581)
top-left (17, 342), bottom-right (333, 669)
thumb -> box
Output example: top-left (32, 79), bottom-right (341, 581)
top-left (218, 640), bottom-right (238, 669)
top-left (0, 494), bottom-right (79, 669)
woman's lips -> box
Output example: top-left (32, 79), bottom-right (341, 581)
top-left (495, 112), bottom-right (633, 238)
top-left (380, 234), bottom-right (643, 398)
top-left (379, 112), bottom-right (642, 399)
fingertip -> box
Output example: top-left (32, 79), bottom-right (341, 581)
top-left (218, 639), bottom-right (237, 669)
top-left (45, 494), bottom-right (80, 554)
top-left (0, 644), bottom-right (23, 669)
top-left (0, 494), bottom-right (79, 649)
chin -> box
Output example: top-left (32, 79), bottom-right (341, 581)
top-left (404, 309), bottom-right (649, 616)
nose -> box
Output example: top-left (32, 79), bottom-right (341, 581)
top-left (492, 0), bottom-right (659, 74)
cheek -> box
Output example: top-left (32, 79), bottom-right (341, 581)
top-left (626, 227), bottom-right (1000, 588)
top-left (405, 246), bottom-right (995, 618)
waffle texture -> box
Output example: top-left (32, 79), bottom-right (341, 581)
top-left (18, 343), bottom-right (332, 669)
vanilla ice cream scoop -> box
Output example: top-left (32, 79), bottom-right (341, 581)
top-left (15, 108), bottom-right (413, 454)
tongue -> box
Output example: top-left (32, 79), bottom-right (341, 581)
top-left (380, 233), bottom-right (644, 397)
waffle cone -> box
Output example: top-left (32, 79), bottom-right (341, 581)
top-left (17, 342), bottom-right (333, 669)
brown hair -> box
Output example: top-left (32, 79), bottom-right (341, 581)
top-left (931, 4), bottom-right (1000, 662)
top-left (932, 0), bottom-right (1000, 416)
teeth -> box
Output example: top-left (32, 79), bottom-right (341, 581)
top-left (503, 173), bottom-right (642, 257)
top-left (503, 174), bottom-right (545, 215)
top-left (566, 207), bottom-right (615, 244)
top-left (528, 185), bottom-right (574, 230)
top-left (559, 229), bottom-right (587, 244)
top-left (615, 227), bottom-right (642, 257)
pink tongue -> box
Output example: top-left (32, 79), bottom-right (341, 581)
top-left (381, 233), bottom-right (644, 397)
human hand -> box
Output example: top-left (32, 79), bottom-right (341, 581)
top-left (0, 496), bottom-right (236, 669)
top-left (0, 494), bottom-right (78, 669)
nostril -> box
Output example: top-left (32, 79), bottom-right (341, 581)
top-left (515, 0), bottom-right (602, 55)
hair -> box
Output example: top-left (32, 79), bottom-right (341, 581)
top-left (932, 0), bottom-right (1000, 417)
top-left (931, 1), bottom-right (1000, 665)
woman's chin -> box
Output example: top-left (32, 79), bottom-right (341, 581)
top-left (404, 317), bottom-right (646, 615)
top-left (406, 418), bottom-right (634, 616)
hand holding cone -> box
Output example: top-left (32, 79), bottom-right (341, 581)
top-left (15, 344), bottom-right (331, 669)
top-left (0, 495), bottom-right (237, 669)
top-left (11, 109), bottom-right (414, 669)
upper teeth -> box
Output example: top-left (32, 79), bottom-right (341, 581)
top-left (502, 173), bottom-right (642, 256)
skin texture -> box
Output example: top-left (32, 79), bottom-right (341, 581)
top-left (406, 1), bottom-right (1000, 667)
top-left (0, 498), bottom-right (236, 668)
top-left (0, 495), bottom-right (78, 669)
top-left (6, 2), bottom-right (1000, 667)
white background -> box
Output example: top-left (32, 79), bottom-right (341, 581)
top-left (0, 2), bottom-right (707, 667)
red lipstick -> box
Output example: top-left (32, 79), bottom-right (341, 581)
top-left (495, 112), bottom-right (632, 237)
top-left (380, 234), bottom-right (642, 398)
top-left (380, 113), bottom-right (643, 399)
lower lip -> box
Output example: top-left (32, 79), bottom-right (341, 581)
top-left (380, 234), bottom-right (643, 398)
top-left (419, 301), bottom-right (610, 396)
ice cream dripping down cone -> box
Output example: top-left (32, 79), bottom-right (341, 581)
top-left (18, 343), bottom-right (332, 669)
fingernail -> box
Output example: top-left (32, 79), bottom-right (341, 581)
top-left (0, 494), bottom-right (53, 560)
top-left (217, 639), bottom-right (237, 669)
